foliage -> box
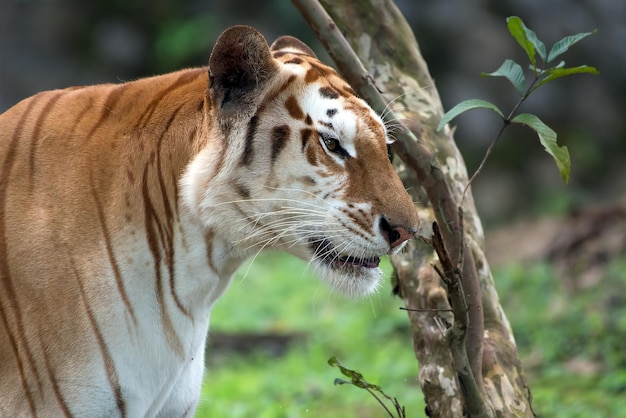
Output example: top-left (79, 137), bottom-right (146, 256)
top-left (195, 253), bottom-right (424, 417)
top-left (496, 260), bottom-right (626, 417)
top-left (329, 357), bottom-right (405, 418)
top-left (194, 253), bottom-right (626, 418)
top-left (437, 16), bottom-right (598, 185)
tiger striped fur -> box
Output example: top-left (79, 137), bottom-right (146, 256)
top-left (0, 26), bottom-right (418, 417)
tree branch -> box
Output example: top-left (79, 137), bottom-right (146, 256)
top-left (431, 220), bottom-right (493, 417)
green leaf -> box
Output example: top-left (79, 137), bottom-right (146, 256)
top-left (520, 20), bottom-right (546, 61)
top-left (329, 357), bottom-right (363, 382)
top-left (536, 65), bottom-right (599, 89)
top-left (437, 99), bottom-right (504, 131)
top-left (547, 30), bottom-right (598, 63)
top-left (511, 113), bottom-right (570, 183)
top-left (482, 59), bottom-right (526, 95)
top-left (507, 16), bottom-right (536, 66)
top-left (333, 378), bottom-right (350, 386)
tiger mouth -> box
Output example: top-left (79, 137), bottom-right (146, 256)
top-left (310, 238), bottom-right (381, 270)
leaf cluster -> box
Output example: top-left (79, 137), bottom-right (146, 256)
top-left (438, 16), bottom-right (598, 185)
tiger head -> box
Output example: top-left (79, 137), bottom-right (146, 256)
top-left (183, 26), bottom-right (418, 297)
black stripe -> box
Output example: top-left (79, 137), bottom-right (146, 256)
top-left (71, 256), bottom-right (126, 417)
top-left (86, 84), bottom-right (127, 142)
top-left (235, 183), bottom-right (250, 199)
top-left (68, 96), bottom-right (94, 139)
top-left (90, 176), bottom-right (138, 326)
top-left (137, 70), bottom-right (202, 128)
top-left (284, 57), bottom-right (303, 65)
top-left (204, 231), bottom-right (217, 273)
top-left (300, 176), bottom-right (316, 186)
top-left (319, 86), bottom-right (339, 99)
top-left (141, 165), bottom-right (184, 357)
top-left (300, 128), bottom-right (312, 152)
top-left (271, 125), bottom-right (290, 163)
top-left (29, 92), bottom-right (63, 186)
top-left (241, 114), bottom-right (258, 165)
top-left (154, 106), bottom-right (190, 318)
top-left (0, 95), bottom-right (45, 416)
top-left (41, 344), bottom-right (74, 417)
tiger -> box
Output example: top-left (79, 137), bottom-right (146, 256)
top-left (0, 25), bottom-right (418, 417)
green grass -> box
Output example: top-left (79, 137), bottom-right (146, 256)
top-left (496, 260), bottom-right (626, 417)
top-left (195, 253), bottom-right (626, 417)
top-left (196, 253), bottom-right (425, 417)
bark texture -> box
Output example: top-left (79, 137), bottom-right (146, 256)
top-left (294, 0), bottom-right (535, 416)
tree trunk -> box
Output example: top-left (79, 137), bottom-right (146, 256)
top-left (293, 1), bottom-right (535, 416)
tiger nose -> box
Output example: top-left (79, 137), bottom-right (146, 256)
top-left (379, 217), bottom-right (416, 250)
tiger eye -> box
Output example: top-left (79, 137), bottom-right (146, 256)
top-left (324, 137), bottom-right (338, 151)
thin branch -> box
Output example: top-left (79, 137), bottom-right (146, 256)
top-left (462, 121), bottom-right (508, 201)
top-left (399, 307), bottom-right (453, 313)
top-left (462, 72), bottom-right (543, 201)
top-left (363, 387), bottom-right (396, 418)
top-left (431, 222), bottom-right (494, 418)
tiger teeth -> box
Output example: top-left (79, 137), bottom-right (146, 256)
top-left (310, 237), bottom-right (380, 269)
top-left (336, 255), bottom-right (380, 269)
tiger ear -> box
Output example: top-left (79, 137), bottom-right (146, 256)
top-left (270, 36), bottom-right (317, 58)
top-left (209, 26), bottom-right (279, 116)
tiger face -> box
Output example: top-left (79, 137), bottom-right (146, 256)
top-left (0, 26), bottom-right (417, 416)
top-left (183, 29), bottom-right (418, 297)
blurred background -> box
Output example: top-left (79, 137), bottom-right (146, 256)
top-left (1, 0), bottom-right (624, 416)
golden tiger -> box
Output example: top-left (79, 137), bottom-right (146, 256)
top-left (0, 26), bottom-right (418, 417)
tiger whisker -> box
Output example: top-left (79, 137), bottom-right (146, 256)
top-left (235, 211), bottom-right (339, 239)
top-left (239, 223), bottom-right (346, 280)
top-left (240, 225), bottom-right (348, 252)
top-left (236, 224), bottom-right (345, 250)
top-left (240, 211), bottom-right (329, 233)
top-left (202, 197), bottom-right (331, 211)
top-left (379, 84), bottom-right (436, 123)
top-left (263, 185), bottom-right (329, 203)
